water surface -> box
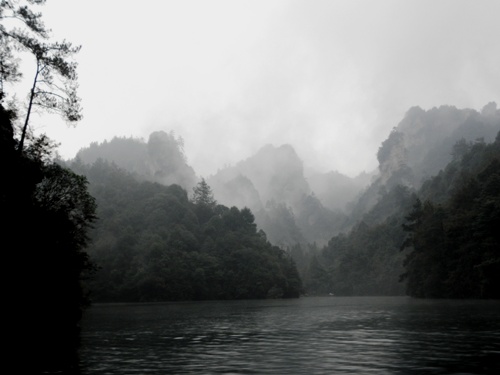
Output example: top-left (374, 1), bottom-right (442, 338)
top-left (78, 296), bottom-right (500, 374)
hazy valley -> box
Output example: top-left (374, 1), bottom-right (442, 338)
top-left (70, 102), bottom-right (500, 298)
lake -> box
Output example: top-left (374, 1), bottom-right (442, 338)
top-left (77, 296), bottom-right (500, 374)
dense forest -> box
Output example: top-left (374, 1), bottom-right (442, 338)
top-left (401, 135), bottom-right (500, 298)
top-left (69, 160), bottom-right (302, 301)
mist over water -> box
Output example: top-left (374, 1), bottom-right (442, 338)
top-left (78, 297), bottom-right (500, 374)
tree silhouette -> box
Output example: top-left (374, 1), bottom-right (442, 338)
top-left (0, 0), bottom-right (81, 152)
top-left (1, 100), bottom-right (96, 373)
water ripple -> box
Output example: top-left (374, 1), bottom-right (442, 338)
top-left (78, 297), bottom-right (500, 374)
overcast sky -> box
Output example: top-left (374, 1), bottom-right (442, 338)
top-left (18, 0), bottom-right (500, 177)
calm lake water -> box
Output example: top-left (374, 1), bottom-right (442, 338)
top-left (78, 296), bottom-right (500, 374)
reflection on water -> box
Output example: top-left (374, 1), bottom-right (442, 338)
top-left (78, 297), bottom-right (500, 374)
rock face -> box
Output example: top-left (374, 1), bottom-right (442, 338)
top-left (145, 131), bottom-right (197, 189)
top-left (384, 103), bottom-right (500, 188)
top-left (377, 129), bottom-right (412, 188)
top-left (349, 102), bottom-right (500, 221)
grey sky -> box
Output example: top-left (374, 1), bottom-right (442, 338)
top-left (20, 0), bottom-right (500, 177)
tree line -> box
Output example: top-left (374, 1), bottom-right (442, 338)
top-left (401, 135), bottom-right (500, 298)
top-left (70, 160), bottom-right (303, 302)
top-left (294, 133), bottom-right (500, 299)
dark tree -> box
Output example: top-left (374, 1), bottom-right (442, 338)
top-left (400, 134), bottom-right (500, 298)
top-left (74, 159), bottom-right (303, 303)
top-left (191, 178), bottom-right (217, 224)
top-left (192, 177), bottom-right (217, 207)
top-left (1, 101), bottom-right (96, 373)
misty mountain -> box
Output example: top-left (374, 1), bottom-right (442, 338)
top-left (64, 101), bottom-right (499, 299)
top-left (70, 102), bottom-right (499, 253)
top-left (349, 102), bottom-right (500, 222)
top-left (302, 128), bottom-right (500, 297)
top-left (209, 144), bottom-right (309, 207)
top-left (73, 133), bottom-right (353, 247)
top-left (207, 144), bottom-right (350, 247)
top-left (292, 102), bottom-right (500, 296)
top-left (306, 169), bottom-right (376, 212)
top-left (397, 102), bottom-right (500, 183)
top-left (74, 131), bottom-right (197, 191)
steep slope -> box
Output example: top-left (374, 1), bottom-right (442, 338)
top-left (349, 102), bottom-right (500, 222)
top-left (302, 103), bottom-right (500, 297)
top-left (398, 102), bottom-right (500, 183)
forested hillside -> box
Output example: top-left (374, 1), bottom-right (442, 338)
top-left (299, 104), bottom-right (500, 298)
top-left (401, 133), bottom-right (500, 298)
top-left (70, 160), bottom-right (302, 301)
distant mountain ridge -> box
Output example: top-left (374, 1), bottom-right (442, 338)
top-left (208, 144), bottom-right (308, 210)
top-left (75, 131), bottom-right (197, 191)
top-left (66, 101), bottom-right (500, 299)
top-left (349, 102), bottom-right (500, 222)
top-left (70, 102), bottom-right (500, 249)
top-left (207, 144), bottom-right (352, 247)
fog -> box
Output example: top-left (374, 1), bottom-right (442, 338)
top-left (23, 0), bottom-right (500, 177)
